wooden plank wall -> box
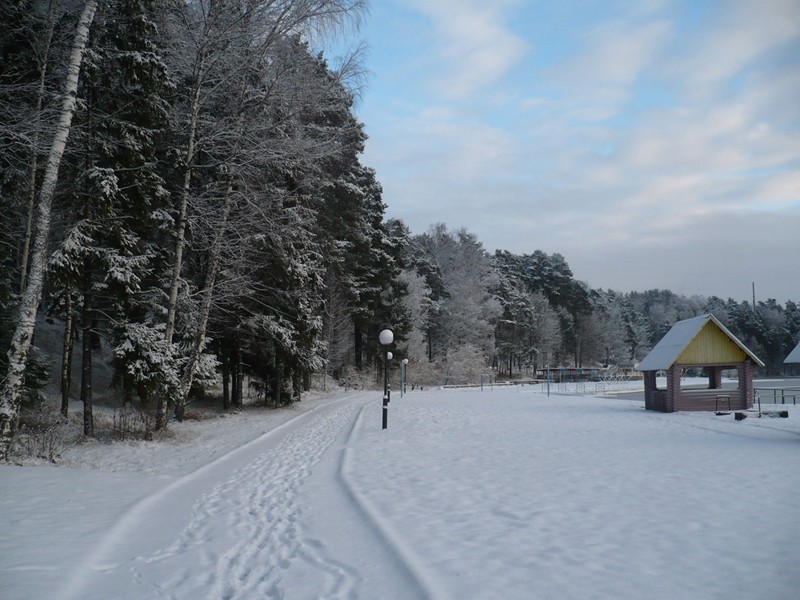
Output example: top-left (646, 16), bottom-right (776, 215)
top-left (675, 390), bottom-right (747, 411)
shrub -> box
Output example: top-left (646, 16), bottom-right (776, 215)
top-left (112, 405), bottom-right (156, 440)
top-left (339, 366), bottom-right (372, 390)
top-left (13, 406), bottom-right (68, 463)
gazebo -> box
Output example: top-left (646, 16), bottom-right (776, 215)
top-left (637, 314), bottom-right (764, 413)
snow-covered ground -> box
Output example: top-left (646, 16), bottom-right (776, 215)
top-left (2, 385), bottom-right (798, 599)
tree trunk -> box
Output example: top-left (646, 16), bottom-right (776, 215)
top-left (164, 41), bottom-right (207, 344)
top-left (60, 293), bottom-right (74, 417)
top-left (222, 356), bottom-right (230, 411)
top-left (275, 355), bottom-right (283, 407)
top-left (354, 321), bottom-right (363, 369)
top-left (231, 358), bottom-right (238, 408)
top-left (123, 375), bottom-right (133, 408)
top-left (156, 50), bottom-right (206, 430)
top-left (235, 345), bottom-right (243, 410)
top-left (427, 329), bottom-right (433, 362)
top-left (174, 56), bottom-right (250, 415)
top-left (0, 0), bottom-right (98, 460)
top-left (230, 344), bottom-right (242, 409)
top-left (293, 366), bottom-right (303, 402)
top-left (80, 266), bottom-right (93, 437)
top-left (20, 2), bottom-right (60, 294)
top-left (175, 172), bottom-right (235, 420)
top-left (323, 297), bottom-right (333, 391)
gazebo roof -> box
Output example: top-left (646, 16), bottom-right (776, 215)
top-left (637, 314), bottom-right (764, 371)
top-left (785, 341), bottom-right (800, 364)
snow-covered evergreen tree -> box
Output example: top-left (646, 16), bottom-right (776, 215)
top-left (46, 0), bottom-right (174, 435)
top-left (493, 251), bottom-right (565, 375)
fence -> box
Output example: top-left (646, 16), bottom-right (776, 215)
top-left (754, 387), bottom-right (800, 405)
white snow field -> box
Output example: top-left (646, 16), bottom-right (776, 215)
top-left (2, 387), bottom-right (799, 599)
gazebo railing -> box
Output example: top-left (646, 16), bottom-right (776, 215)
top-left (754, 387), bottom-right (800, 406)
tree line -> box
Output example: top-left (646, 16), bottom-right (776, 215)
top-left (397, 226), bottom-right (798, 385)
top-left (1, 1), bottom-right (798, 459)
top-left (1, 0), bottom-right (383, 458)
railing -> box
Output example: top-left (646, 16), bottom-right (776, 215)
top-left (754, 387), bottom-right (800, 405)
top-left (594, 376), bottom-right (639, 394)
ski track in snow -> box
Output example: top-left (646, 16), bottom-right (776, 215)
top-left (57, 392), bottom-right (426, 600)
top-left (139, 401), bottom-right (357, 599)
top-left (338, 404), bottom-right (438, 600)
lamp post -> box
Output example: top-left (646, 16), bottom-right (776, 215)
top-left (401, 358), bottom-right (408, 396)
top-left (546, 363), bottom-right (551, 397)
top-left (379, 329), bottom-right (393, 429)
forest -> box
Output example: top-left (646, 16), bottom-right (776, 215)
top-left (1, 1), bottom-right (798, 459)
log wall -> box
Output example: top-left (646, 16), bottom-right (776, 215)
top-left (642, 361), bottom-right (756, 413)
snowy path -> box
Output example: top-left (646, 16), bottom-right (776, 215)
top-left (54, 392), bottom-right (425, 600)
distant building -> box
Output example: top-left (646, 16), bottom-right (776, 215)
top-left (784, 341), bottom-right (800, 364)
top-left (637, 314), bottom-right (763, 413)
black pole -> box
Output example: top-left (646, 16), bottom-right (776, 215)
top-left (382, 351), bottom-right (389, 429)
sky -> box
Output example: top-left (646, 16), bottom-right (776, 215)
top-left (341, 0), bottom-right (799, 303)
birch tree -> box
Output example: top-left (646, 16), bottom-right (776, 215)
top-left (1, 1), bottom-right (69, 415)
top-left (200, 38), bottom-right (364, 408)
top-left (0, 0), bottom-right (65, 294)
top-left (158, 0), bottom-right (366, 427)
top-left (1, 0), bottom-right (98, 460)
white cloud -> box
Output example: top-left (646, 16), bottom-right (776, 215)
top-left (541, 17), bottom-right (672, 123)
top-left (669, 0), bottom-right (800, 100)
top-left (565, 19), bottom-right (672, 85)
top-left (406, 0), bottom-right (530, 96)
top-left (746, 169), bottom-right (800, 210)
